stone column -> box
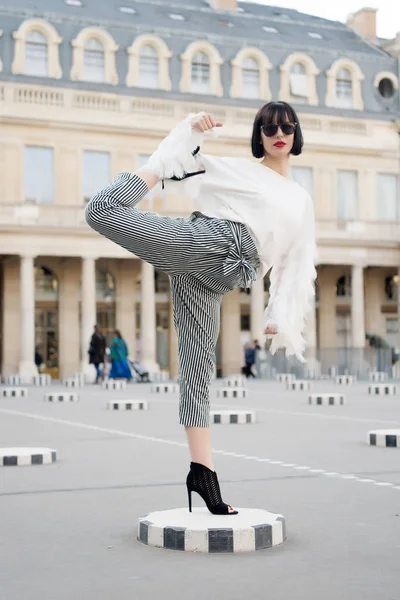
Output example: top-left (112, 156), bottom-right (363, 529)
top-left (304, 290), bottom-right (320, 377)
top-left (116, 260), bottom-right (138, 359)
top-left (250, 277), bottom-right (265, 343)
top-left (140, 260), bottom-right (159, 372)
top-left (221, 288), bottom-right (242, 376)
top-left (80, 257), bottom-right (97, 378)
top-left (351, 264), bottom-right (365, 348)
top-left (168, 297), bottom-right (179, 379)
top-left (18, 254), bottom-right (38, 378)
top-left (318, 267), bottom-right (337, 348)
top-left (59, 259), bottom-right (80, 379)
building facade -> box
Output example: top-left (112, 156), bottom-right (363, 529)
top-left (0, 0), bottom-right (399, 379)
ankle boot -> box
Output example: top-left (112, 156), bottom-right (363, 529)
top-left (186, 461), bottom-right (238, 515)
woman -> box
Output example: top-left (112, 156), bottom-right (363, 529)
top-left (86, 101), bottom-right (317, 516)
top-left (89, 324), bottom-right (106, 383)
top-left (109, 330), bottom-right (133, 380)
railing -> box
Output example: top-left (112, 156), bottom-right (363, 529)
top-left (256, 347), bottom-right (395, 380)
top-left (317, 219), bottom-right (400, 243)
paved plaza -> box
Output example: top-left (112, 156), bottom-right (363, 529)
top-left (0, 379), bottom-right (399, 599)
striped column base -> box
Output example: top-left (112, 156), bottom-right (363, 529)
top-left (309, 393), bottom-right (345, 406)
top-left (6, 375), bottom-right (23, 385)
top-left (287, 380), bottom-right (312, 391)
top-left (368, 384), bottom-right (396, 395)
top-left (224, 377), bottom-right (246, 388)
top-left (216, 388), bottom-right (247, 399)
top-left (63, 378), bottom-right (83, 388)
top-left (151, 383), bottom-right (178, 393)
top-left (276, 374), bottom-right (296, 383)
top-left (45, 393), bottom-right (78, 402)
top-left (368, 372), bottom-right (388, 383)
top-left (32, 374), bottom-right (52, 386)
top-left (138, 507), bottom-right (286, 553)
top-left (0, 447), bottom-right (57, 466)
top-left (335, 376), bottom-right (355, 385)
top-left (1, 387), bottom-right (28, 398)
top-left (369, 429), bottom-right (400, 448)
top-left (210, 410), bottom-right (256, 424)
top-left (103, 380), bottom-right (127, 391)
top-left (150, 372), bottom-right (170, 382)
top-left (107, 400), bottom-right (148, 411)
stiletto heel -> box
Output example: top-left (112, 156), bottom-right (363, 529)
top-left (186, 462), bottom-right (238, 515)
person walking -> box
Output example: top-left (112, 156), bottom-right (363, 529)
top-left (243, 343), bottom-right (256, 378)
top-left (85, 101), bottom-right (317, 515)
top-left (88, 324), bottom-right (106, 383)
top-left (109, 330), bottom-right (133, 380)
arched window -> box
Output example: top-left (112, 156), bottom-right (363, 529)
top-left (25, 31), bottom-right (48, 76)
top-left (96, 270), bottom-right (116, 302)
top-left (242, 57), bottom-right (260, 99)
top-left (83, 38), bottom-right (105, 82)
top-left (138, 45), bottom-right (159, 88)
top-left (336, 275), bottom-right (351, 297)
top-left (335, 68), bottom-right (353, 108)
top-left (290, 62), bottom-right (308, 101)
top-left (385, 275), bottom-right (398, 301)
top-left (191, 51), bottom-right (210, 93)
top-left (35, 265), bottom-right (58, 300)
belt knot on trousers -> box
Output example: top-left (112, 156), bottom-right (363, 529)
top-left (224, 221), bottom-right (258, 289)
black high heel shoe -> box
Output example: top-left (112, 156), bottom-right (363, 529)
top-left (186, 462), bottom-right (238, 515)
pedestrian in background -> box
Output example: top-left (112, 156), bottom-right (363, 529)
top-left (109, 329), bottom-right (133, 380)
top-left (88, 324), bottom-right (106, 383)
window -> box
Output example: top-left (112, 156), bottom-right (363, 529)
top-left (241, 57), bottom-right (259, 99)
top-left (96, 270), bottom-right (116, 302)
top-left (289, 63), bottom-right (308, 100)
top-left (337, 170), bottom-right (358, 220)
top-left (336, 68), bottom-right (352, 108)
top-left (336, 275), bottom-right (351, 297)
top-left (377, 174), bottom-right (398, 221)
top-left (385, 276), bottom-right (398, 301)
top-left (138, 45), bottom-right (159, 88)
top-left (191, 52), bottom-right (210, 93)
top-left (82, 151), bottom-right (110, 203)
top-left (336, 314), bottom-right (351, 348)
top-left (25, 31), bottom-right (48, 76)
top-left (24, 146), bottom-right (54, 204)
top-left (378, 78), bottom-right (395, 99)
top-left (291, 167), bottom-right (313, 198)
top-left (83, 38), bottom-right (105, 82)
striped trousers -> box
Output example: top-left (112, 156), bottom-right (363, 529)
top-left (86, 173), bottom-right (260, 427)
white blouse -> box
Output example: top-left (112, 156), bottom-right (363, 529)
top-left (147, 114), bottom-right (317, 362)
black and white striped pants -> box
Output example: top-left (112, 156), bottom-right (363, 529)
top-left (86, 173), bottom-right (260, 427)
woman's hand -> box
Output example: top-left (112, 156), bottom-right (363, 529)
top-left (264, 322), bottom-right (278, 335)
top-left (191, 112), bottom-right (223, 133)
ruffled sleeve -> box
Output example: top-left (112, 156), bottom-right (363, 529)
top-left (263, 196), bottom-right (317, 362)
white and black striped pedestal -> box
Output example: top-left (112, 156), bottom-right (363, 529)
top-left (107, 400), bottom-right (148, 411)
top-left (0, 447), bottom-right (57, 466)
top-left (309, 393), bottom-right (345, 406)
top-left (150, 372), bottom-right (170, 383)
top-left (5, 375), bottom-right (23, 386)
top-left (224, 377), bottom-right (246, 388)
top-left (1, 387), bottom-right (28, 398)
top-left (276, 373), bottom-right (296, 384)
top-left (151, 383), bottom-right (178, 393)
top-left (63, 377), bottom-right (83, 388)
top-left (210, 410), bottom-right (256, 424)
top-left (335, 375), bottom-right (355, 385)
top-left (32, 374), bottom-right (52, 386)
top-left (138, 507), bottom-right (286, 553)
top-left (368, 429), bottom-right (400, 448)
top-left (103, 380), bottom-right (127, 391)
top-left (368, 372), bottom-right (388, 383)
top-left (45, 392), bottom-right (78, 402)
top-left (216, 388), bottom-right (247, 399)
top-left (287, 380), bottom-right (312, 392)
top-left (368, 384), bottom-right (396, 396)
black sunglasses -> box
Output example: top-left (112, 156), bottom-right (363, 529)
top-left (261, 122), bottom-right (297, 137)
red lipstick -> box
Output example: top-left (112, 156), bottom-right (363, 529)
top-left (273, 141), bottom-right (286, 148)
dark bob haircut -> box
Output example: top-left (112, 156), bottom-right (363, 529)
top-left (251, 101), bottom-right (304, 158)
